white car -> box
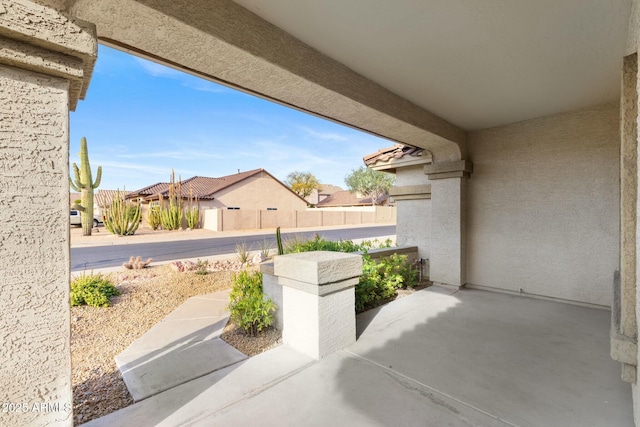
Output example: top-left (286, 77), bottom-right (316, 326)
top-left (70, 209), bottom-right (103, 227)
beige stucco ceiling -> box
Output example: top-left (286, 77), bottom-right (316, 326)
top-left (233, 0), bottom-right (631, 131)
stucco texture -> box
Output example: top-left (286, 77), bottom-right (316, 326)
top-left (466, 103), bottom-right (620, 306)
top-left (0, 64), bottom-right (72, 426)
top-left (395, 166), bottom-right (431, 260)
top-left (209, 172), bottom-right (307, 211)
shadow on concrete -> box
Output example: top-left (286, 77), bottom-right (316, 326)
top-left (340, 287), bottom-right (634, 426)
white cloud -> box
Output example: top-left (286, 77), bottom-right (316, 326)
top-left (299, 126), bottom-right (349, 141)
top-left (182, 80), bottom-right (229, 93)
top-left (116, 149), bottom-right (225, 160)
top-left (133, 57), bottom-right (184, 78)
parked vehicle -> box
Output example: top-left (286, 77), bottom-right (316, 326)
top-left (70, 209), bottom-right (103, 227)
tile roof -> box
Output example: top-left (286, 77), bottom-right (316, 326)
top-left (95, 189), bottom-right (131, 207)
top-left (316, 190), bottom-right (389, 207)
top-left (363, 143), bottom-right (425, 166)
top-left (128, 169), bottom-right (306, 203)
top-left (318, 184), bottom-right (343, 195)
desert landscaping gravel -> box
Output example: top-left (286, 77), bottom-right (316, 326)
top-left (71, 261), bottom-right (280, 426)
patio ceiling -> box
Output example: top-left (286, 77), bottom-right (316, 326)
top-left (234, 0), bottom-right (632, 130)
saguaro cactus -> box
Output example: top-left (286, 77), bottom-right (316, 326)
top-left (69, 137), bottom-right (102, 236)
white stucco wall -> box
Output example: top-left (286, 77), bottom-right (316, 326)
top-left (466, 103), bottom-right (620, 306)
top-left (395, 166), bottom-right (431, 261)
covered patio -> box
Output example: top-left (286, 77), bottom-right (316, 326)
top-left (82, 286), bottom-right (631, 426)
top-left (2, 1), bottom-right (640, 425)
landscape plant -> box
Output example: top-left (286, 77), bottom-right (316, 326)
top-left (276, 227), bottom-right (284, 256)
top-left (70, 272), bottom-right (120, 307)
top-left (258, 239), bottom-right (271, 259)
top-left (103, 190), bottom-right (141, 236)
top-left (285, 171), bottom-right (320, 198)
top-left (284, 233), bottom-right (392, 254)
top-left (195, 259), bottom-right (209, 275)
top-left (227, 270), bottom-right (276, 336)
top-left (69, 137), bottom-right (102, 236)
top-left (236, 241), bottom-right (251, 264)
top-left (147, 205), bottom-right (162, 230)
top-left (356, 253), bottom-right (417, 312)
top-left (344, 166), bottom-right (395, 206)
top-left (280, 234), bottom-right (417, 313)
top-left (159, 170), bottom-right (183, 230)
top-left (122, 256), bottom-right (152, 269)
top-left (185, 185), bottom-right (200, 229)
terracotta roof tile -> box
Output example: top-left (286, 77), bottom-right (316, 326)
top-left (316, 190), bottom-right (389, 207)
top-left (363, 143), bottom-right (425, 166)
top-left (127, 169), bottom-right (307, 205)
top-left (95, 189), bottom-right (131, 207)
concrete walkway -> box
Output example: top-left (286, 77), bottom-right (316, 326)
top-left (114, 289), bottom-right (247, 402)
top-left (83, 286), bottom-right (633, 427)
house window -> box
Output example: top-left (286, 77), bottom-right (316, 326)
top-left (227, 207), bottom-right (240, 210)
top-left (267, 208), bottom-right (277, 211)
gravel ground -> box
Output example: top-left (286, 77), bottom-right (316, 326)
top-left (71, 261), bottom-right (280, 426)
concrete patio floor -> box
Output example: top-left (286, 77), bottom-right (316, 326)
top-left (82, 286), bottom-right (633, 427)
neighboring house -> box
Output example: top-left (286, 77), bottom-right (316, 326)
top-left (315, 190), bottom-right (390, 207)
top-left (94, 189), bottom-right (131, 217)
top-left (304, 184), bottom-right (343, 205)
top-left (69, 192), bottom-right (81, 208)
top-left (127, 168), bottom-right (308, 212)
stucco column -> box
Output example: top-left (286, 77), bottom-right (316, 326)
top-left (0, 2), bottom-right (96, 426)
top-left (273, 251), bottom-right (362, 359)
top-left (613, 52), bottom-right (639, 384)
top-left (424, 160), bottom-right (472, 288)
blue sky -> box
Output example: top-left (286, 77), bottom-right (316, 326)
top-left (69, 45), bottom-right (392, 192)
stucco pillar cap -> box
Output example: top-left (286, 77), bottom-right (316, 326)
top-left (0, 0), bottom-right (97, 110)
top-left (274, 251), bottom-right (362, 286)
top-left (424, 159), bottom-right (473, 180)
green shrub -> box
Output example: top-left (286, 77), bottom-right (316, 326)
top-left (284, 234), bottom-right (391, 254)
top-left (147, 206), bottom-right (162, 230)
top-left (104, 190), bottom-right (141, 236)
top-left (236, 241), bottom-right (250, 264)
top-left (185, 206), bottom-right (200, 229)
top-left (70, 272), bottom-right (120, 307)
top-left (195, 259), bottom-right (209, 275)
top-left (282, 235), bottom-right (415, 313)
top-left (356, 253), bottom-right (418, 313)
top-left (227, 270), bottom-right (276, 336)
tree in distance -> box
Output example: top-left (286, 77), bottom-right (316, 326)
top-left (344, 166), bottom-right (395, 206)
top-left (286, 171), bottom-right (320, 198)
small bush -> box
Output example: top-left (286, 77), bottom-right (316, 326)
top-left (185, 206), bottom-right (200, 229)
top-left (70, 272), bottom-right (120, 307)
top-left (227, 270), bottom-right (276, 336)
top-left (259, 239), bottom-right (271, 259)
top-left (147, 206), bottom-right (162, 230)
top-left (356, 253), bottom-right (418, 313)
top-left (195, 259), bottom-right (209, 275)
top-left (281, 235), bottom-right (416, 313)
top-left (284, 234), bottom-right (390, 254)
top-left (236, 241), bottom-right (250, 264)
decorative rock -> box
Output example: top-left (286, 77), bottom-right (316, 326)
top-left (252, 252), bottom-right (266, 265)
